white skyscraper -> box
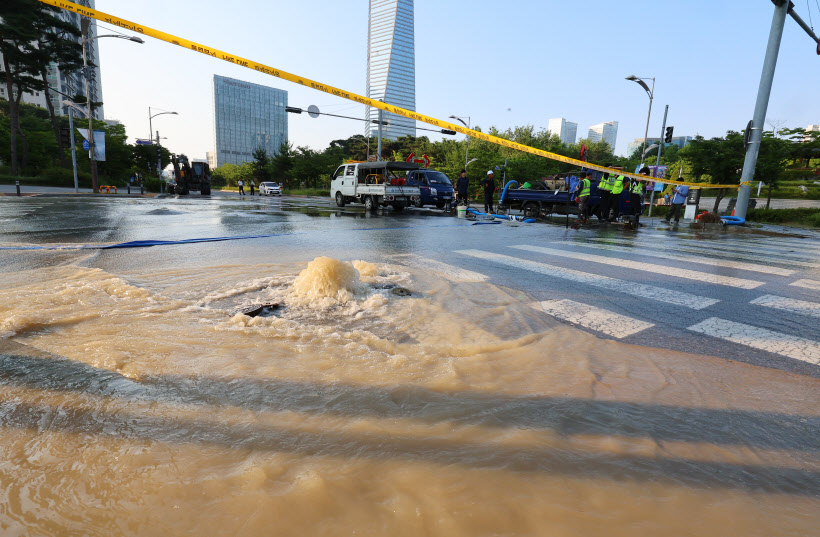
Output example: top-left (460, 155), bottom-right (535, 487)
top-left (547, 118), bottom-right (578, 146)
top-left (365, 0), bottom-right (416, 140)
top-left (588, 121), bottom-right (619, 149)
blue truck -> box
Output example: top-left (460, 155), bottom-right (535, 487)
top-left (405, 169), bottom-right (455, 209)
top-left (496, 172), bottom-right (635, 220)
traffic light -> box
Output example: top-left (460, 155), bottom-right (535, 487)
top-left (60, 127), bottom-right (71, 148)
top-left (664, 126), bottom-right (674, 144)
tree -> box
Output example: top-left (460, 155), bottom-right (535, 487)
top-left (755, 132), bottom-right (791, 209)
top-left (252, 146), bottom-right (269, 184)
top-left (0, 0), bottom-right (44, 175)
top-left (31, 3), bottom-right (83, 167)
top-left (681, 132), bottom-right (745, 212)
top-left (269, 140), bottom-right (294, 188)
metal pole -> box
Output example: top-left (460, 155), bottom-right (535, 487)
top-left (639, 79), bottom-right (655, 167)
top-left (648, 104), bottom-right (669, 217)
top-left (377, 107), bottom-right (383, 160)
top-left (69, 109), bottom-right (79, 193)
top-left (81, 21), bottom-right (98, 193)
top-left (148, 107), bottom-right (153, 148)
top-left (464, 117), bottom-right (470, 170)
top-left (735, 0), bottom-right (788, 219)
top-left (156, 130), bottom-right (163, 192)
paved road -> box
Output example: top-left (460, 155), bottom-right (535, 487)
top-left (1, 194), bottom-right (818, 378)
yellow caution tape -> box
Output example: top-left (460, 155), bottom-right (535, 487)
top-left (39, 0), bottom-right (741, 190)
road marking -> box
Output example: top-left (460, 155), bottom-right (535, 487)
top-left (456, 249), bottom-right (718, 310)
top-left (391, 254), bottom-right (489, 282)
top-left (562, 241), bottom-right (794, 276)
top-left (675, 239), bottom-right (820, 263)
top-left (750, 294), bottom-right (820, 319)
top-left (790, 279), bottom-right (820, 291)
top-left (585, 238), bottom-right (818, 269)
top-left (530, 299), bottom-right (654, 338)
top-left (511, 244), bottom-right (764, 289)
top-left (687, 317), bottom-right (820, 365)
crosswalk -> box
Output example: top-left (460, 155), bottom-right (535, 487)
top-left (447, 234), bottom-right (820, 370)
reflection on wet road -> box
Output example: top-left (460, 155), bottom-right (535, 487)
top-left (0, 195), bottom-right (818, 536)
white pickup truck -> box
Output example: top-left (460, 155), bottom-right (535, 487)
top-left (330, 161), bottom-right (421, 212)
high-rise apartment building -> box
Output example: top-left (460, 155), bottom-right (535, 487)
top-left (0, 0), bottom-right (103, 120)
top-left (547, 118), bottom-right (578, 146)
top-left (365, 0), bottom-right (416, 140)
top-left (212, 75), bottom-right (287, 168)
top-left (804, 124), bottom-right (820, 141)
top-left (587, 121), bottom-right (618, 149)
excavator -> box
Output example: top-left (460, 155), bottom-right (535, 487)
top-left (167, 154), bottom-right (211, 195)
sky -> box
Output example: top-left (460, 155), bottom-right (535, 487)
top-left (93, 0), bottom-right (820, 161)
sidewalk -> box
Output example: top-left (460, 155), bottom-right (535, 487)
top-left (699, 197), bottom-right (820, 210)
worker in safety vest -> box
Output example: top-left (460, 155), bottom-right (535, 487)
top-left (608, 174), bottom-right (626, 222)
top-left (630, 168), bottom-right (649, 227)
top-left (574, 172), bottom-right (591, 223)
top-left (596, 164), bottom-right (613, 222)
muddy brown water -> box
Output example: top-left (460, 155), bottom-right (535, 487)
top-left (0, 256), bottom-right (818, 536)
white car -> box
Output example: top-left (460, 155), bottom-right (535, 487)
top-left (259, 182), bottom-right (282, 196)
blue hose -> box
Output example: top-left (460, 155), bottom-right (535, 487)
top-left (721, 216), bottom-right (745, 225)
top-left (499, 180), bottom-right (519, 205)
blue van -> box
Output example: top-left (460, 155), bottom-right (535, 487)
top-left (405, 169), bottom-right (455, 209)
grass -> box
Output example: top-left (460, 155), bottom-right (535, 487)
top-left (745, 208), bottom-right (820, 228)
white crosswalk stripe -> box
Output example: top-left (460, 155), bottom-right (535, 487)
top-left (586, 237), bottom-right (818, 269)
top-left (688, 317), bottom-right (820, 365)
top-left (750, 294), bottom-right (820, 319)
top-left (511, 244), bottom-right (764, 289)
top-left (391, 254), bottom-right (489, 282)
top-left (560, 241), bottom-right (794, 276)
top-left (530, 299), bottom-right (654, 338)
top-left (790, 279), bottom-right (820, 291)
top-left (675, 239), bottom-right (819, 263)
top-left (456, 249), bottom-right (718, 310)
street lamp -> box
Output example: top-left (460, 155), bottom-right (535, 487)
top-left (80, 18), bottom-right (144, 192)
top-left (449, 115), bottom-right (471, 170)
top-left (625, 75), bottom-right (655, 166)
top-left (61, 100), bottom-right (87, 194)
top-left (149, 108), bottom-right (178, 192)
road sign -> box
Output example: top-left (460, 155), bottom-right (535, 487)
top-left (82, 140), bottom-right (90, 150)
top-left (135, 139), bottom-right (153, 145)
top-left (307, 105), bottom-right (320, 118)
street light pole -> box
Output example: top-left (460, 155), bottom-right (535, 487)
top-left (68, 109), bottom-right (78, 193)
top-left (148, 108), bottom-right (178, 192)
top-left (449, 115), bottom-right (471, 170)
top-left (626, 75), bottom-right (655, 166)
top-left (79, 20), bottom-right (144, 193)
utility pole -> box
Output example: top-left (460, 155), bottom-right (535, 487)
top-left (648, 105), bottom-right (669, 217)
top-left (734, 0), bottom-right (789, 219)
top-left (68, 109), bottom-right (79, 193)
top-left (376, 105), bottom-right (383, 161)
top-left (81, 19), bottom-right (99, 193)
top-left (156, 130), bottom-right (163, 192)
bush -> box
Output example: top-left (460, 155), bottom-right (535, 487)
top-left (746, 208), bottom-right (820, 227)
top-left (143, 177), bottom-right (161, 192)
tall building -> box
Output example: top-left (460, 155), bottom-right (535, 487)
top-left (365, 0), bottom-right (416, 140)
top-left (587, 121), bottom-right (618, 149)
top-left (0, 0), bottom-right (103, 120)
top-left (804, 124), bottom-right (820, 141)
top-left (211, 75), bottom-right (288, 168)
top-left (626, 136), bottom-right (693, 158)
top-left (547, 118), bottom-right (577, 146)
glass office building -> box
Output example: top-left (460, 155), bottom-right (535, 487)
top-left (365, 0), bottom-right (416, 140)
top-left (212, 75), bottom-right (288, 167)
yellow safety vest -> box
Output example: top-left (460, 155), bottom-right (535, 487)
top-left (578, 178), bottom-right (590, 197)
top-left (598, 175), bottom-right (612, 192)
top-left (611, 176), bottom-right (625, 195)
top-left (630, 181), bottom-right (644, 195)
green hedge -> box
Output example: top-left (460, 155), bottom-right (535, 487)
top-left (746, 208), bottom-right (820, 228)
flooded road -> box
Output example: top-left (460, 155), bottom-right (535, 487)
top-left (1, 196), bottom-right (818, 536)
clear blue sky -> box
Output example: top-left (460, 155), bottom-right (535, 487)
top-left (95, 0), bottom-right (820, 161)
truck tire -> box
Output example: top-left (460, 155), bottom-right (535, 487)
top-left (335, 192), bottom-right (346, 207)
top-left (364, 196), bottom-right (375, 211)
top-left (414, 197), bottom-right (423, 208)
top-left (523, 201), bottom-right (540, 218)
top-left (201, 186), bottom-right (211, 196)
top-left (392, 203), bottom-right (405, 212)
top-left (435, 202), bottom-right (445, 209)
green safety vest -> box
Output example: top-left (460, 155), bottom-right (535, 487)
top-left (630, 181), bottom-right (644, 195)
top-left (611, 175), bottom-right (625, 195)
top-left (578, 178), bottom-right (590, 197)
top-left (598, 175), bottom-right (612, 192)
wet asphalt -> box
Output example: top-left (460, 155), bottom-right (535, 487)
top-left (1, 193), bottom-right (818, 378)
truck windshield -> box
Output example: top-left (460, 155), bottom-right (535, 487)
top-left (426, 171), bottom-right (452, 185)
